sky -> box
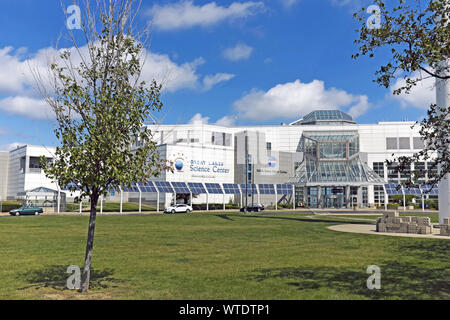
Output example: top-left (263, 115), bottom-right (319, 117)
top-left (0, 0), bottom-right (437, 150)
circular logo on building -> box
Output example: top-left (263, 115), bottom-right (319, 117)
top-left (174, 158), bottom-right (184, 171)
top-left (268, 156), bottom-right (277, 168)
top-left (171, 152), bottom-right (187, 172)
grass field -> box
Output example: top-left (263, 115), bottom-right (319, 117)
top-left (0, 212), bottom-right (448, 300)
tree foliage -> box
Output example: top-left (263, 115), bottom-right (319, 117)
top-left (353, 0), bottom-right (450, 188)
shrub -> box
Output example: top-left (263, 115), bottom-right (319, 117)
top-left (1, 202), bottom-right (22, 212)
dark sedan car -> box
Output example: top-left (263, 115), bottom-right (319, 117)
top-left (10, 206), bottom-right (43, 216)
top-left (240, 204), bottom-right (265, 212)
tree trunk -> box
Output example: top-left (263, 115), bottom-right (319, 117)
top-left (80, 193), bottom-right (99, 293)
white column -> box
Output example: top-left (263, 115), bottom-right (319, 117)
top-left (100, 195), bottom-right (103, 214)
top-left (79, 200), bottom-right (82, 214)
top-left (368, 185), bottom-right (375, 208)
top-left (275, 187), bottom-right (278, 211)
top-left (157, 190), bottom-right (160, 213)
top-left (292, 185), bottom-right (296, 210)
top-left (402, 186), bottom-right (406, 211)
top-left (57, 189), bottom-right (61, 213)
top-left (436, 58), bottom-right (450, 224)
top-left (120, 187), bottom-right (123, 214)
top-left (139, 189), bottom-right (142, 213)
top-left (383, 185), bottom-right (387, 211)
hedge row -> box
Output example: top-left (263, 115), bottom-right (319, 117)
top-left (1, 202), bottom-right (22, 212)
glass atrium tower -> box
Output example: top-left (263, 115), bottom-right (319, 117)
top-left (289, 110), bottom-right (384, 208)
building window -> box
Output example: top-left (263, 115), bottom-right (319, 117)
top-left (398, 137), bottom-right (410, 149)
top-left (427, 161), bottom-right (438, 182)
top-left (386, 138), bottom-right (398, 150)
top-left (373, 162), bottom-right (384, 178)
top-left (374, 185), bottom-right (385, 205)
top-left (387, 162), bottom-right (399, 183)
top-left (413, 162), bottom-right (425, 178)
top-left (413, 137), bottom-right (424, 149)
top-left (19, 157), bottom-right (26, 174)
top-left (212, 132), bottom-right (231, 146)
top-left (267, 142), bottom-right (272, 151)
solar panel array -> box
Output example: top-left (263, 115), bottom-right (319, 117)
top-left (188, 183), bottom-right (207, 194)
top-left (64, 181), bottom-right (296, 195)
top-left (223, 184), bottom-right (241, 194)
top-left (204, 183), bottom-right (224, 194)
top-left (403, 187), bottom-right (421, 195)
top-left (258, 184), bottom-right (275, 194)
top-left (277, 184), bottom-right (293, 195)
top-left (421, 184), bottom-right (439, 195)
top-left (171, 182), bottom-right (190, 194)
top-left (137, 181), bottom-right (157, 193)
top-left (384, 184), bottom-right (403, 195)
top-left (154, 181), bottom-right (174, 193)
top-left (122, 183), bottom-right (139, 192)
top-left (240, 184), bottom-right (258, 194)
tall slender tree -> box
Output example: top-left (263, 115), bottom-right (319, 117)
top-left (34, 0), bottom-right (170, 292)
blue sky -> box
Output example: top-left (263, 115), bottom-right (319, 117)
top-left (0, 0), bottom-right (436, 149)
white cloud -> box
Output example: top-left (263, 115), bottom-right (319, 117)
top-left (0, 45), bottom-right (232, 119)
top-left (142, 53), bottom-right (205, 92)
top-left (202, 73), bottom-right (235, 91)
top-left (215, 115), bottom-right (237, 126)
top-left (0, 96), bottom-right (54, 120)
top-left (188, 113), bottom-right (237, 126)
top-left (189, 113), bottom-right (210, 124)
top-left (347, 95), bottom-right (370, 118)
top-left (223, 43), bottom-right (253, 61)
top-left (233, 79), bottom-right (370, 121)
top-left (390, 72), bottom-right (436, 109)
top-left (148, 1), bottom-right (265, 30)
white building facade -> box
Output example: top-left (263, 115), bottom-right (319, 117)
top-left (0, 110), bottom-right (439, 210)
top-left (143, 110), bottom-right (437, 209)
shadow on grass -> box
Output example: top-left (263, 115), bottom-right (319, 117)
top-left (396, 240), bottom-right (450, 261)
top-left (249, 261), bottom-right (450, 299)
top-left (18, 265), bottom-right (122, 291)
top-left (214, 214), bottom-right (235, 221)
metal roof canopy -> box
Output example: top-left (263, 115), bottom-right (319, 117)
top-left (18, 187), bottom-right (60, 197)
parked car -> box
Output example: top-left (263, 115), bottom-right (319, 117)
top-left (240, 204), bottom-right (265, 212)
top-left (9, 206), bottom-right (43, 216)
top-left (164, 204), bottom-right (193, 214)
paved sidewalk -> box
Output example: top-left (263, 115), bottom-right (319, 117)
top-left (328, 224), bottom-right (450, 240)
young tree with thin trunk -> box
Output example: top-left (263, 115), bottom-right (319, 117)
top-left (353, 0), bottom-right (450, 188)
top-left (34, 0), bottom-right (170, 292)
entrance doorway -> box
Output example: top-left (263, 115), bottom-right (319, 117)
top-left (324, 194), bottom-right (345, 208)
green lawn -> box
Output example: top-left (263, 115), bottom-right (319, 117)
top-left (0, 212), bottom-right (448, 300)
